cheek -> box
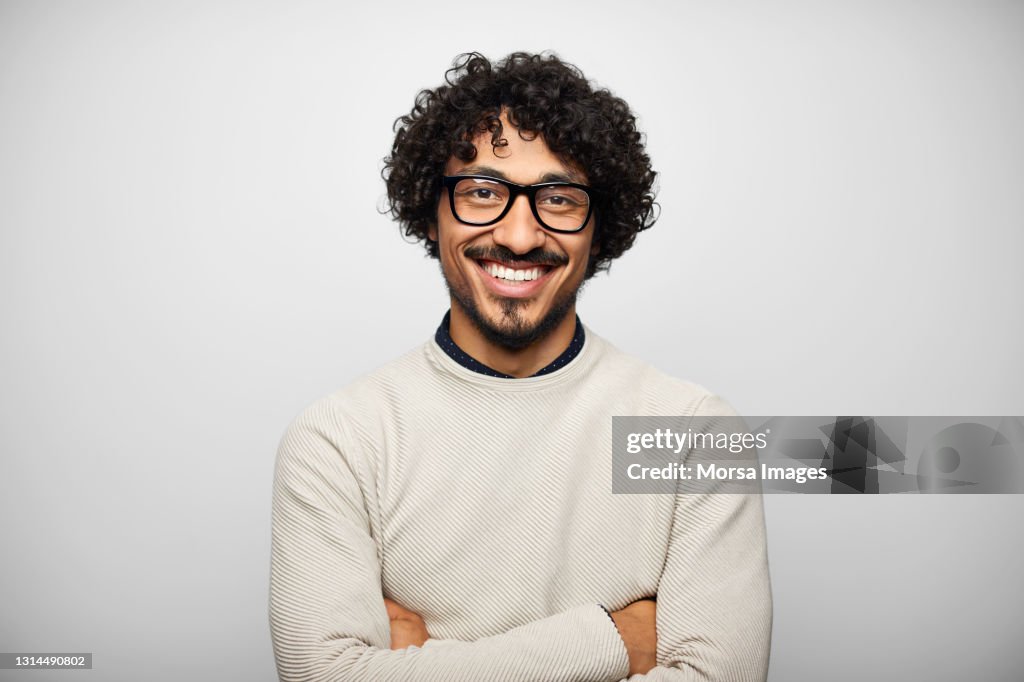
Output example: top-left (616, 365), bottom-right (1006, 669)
top-left (437, 231), bottom-right (475, 276)
top-left (567, 238), bottom-right (596, 270)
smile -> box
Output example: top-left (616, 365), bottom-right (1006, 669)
top-left (479, 261), bottom-right (550, 282)
top-left (472, 259), bottom-right (558, 298)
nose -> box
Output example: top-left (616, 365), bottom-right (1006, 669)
top-left (490, 194), bottom-right (546, 255)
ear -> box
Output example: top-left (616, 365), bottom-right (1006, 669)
top-left (589, 239), bottom-right (600, 256)
top-left (427, 223), bottom-right (438, 242)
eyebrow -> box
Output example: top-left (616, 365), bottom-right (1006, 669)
top-left (456, 165), bottom-right (584, 185)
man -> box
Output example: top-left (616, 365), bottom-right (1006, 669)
top-left (270, 52), bottom-right (772, 681)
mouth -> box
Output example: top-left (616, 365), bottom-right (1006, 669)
top-left (477, 259), bottom-right (553, 282)
top-left (473, 258), bottom-right (559, 298)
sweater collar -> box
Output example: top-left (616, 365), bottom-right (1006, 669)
top-left (434, 310), bottom-right (586, 379)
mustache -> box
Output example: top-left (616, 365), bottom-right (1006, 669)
top-left (463, 245), bottom-right (569, 267)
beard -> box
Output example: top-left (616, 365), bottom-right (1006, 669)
top-left (441, 245), bottom-right (585, 351)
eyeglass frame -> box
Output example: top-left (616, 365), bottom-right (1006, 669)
top-left (440, 175), bottom-right (599, 234)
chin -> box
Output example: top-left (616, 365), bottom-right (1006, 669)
top-left (460, 291), bottom-right (576, 351)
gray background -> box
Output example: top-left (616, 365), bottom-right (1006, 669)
top-left (1, 1), bottom-right (1022, 680)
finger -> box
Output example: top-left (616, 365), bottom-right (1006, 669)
top-left (385, 597), bottom-right (420, 622)
top-left (384, 598), bottom-right (406, 620)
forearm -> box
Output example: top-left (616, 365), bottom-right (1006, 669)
top-left (271, 599), bottom-right (628, 682)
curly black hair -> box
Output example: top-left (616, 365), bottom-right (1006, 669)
top-left (382, 51), bottom-right (658, 279)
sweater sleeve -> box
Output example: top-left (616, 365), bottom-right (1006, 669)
top-left (623, 396), bottom-right (773, 682)
top-left (269, 400), bottom-right (631, 682)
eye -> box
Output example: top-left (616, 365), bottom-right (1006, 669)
top-left (453, 178), bottom-right (507, 204)
top-left (543, 194), bottom-right (578, 206)
top-left (537, 186), bottom-right (588, 209)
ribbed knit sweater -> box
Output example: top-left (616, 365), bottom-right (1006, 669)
top-left (269, 328), bottom-right (772, 681)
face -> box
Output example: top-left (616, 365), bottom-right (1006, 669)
top-left (429, 113), bottom-right (598, 351)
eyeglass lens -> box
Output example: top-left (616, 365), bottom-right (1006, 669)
top-left (452, 177), bottom-right (590, 231)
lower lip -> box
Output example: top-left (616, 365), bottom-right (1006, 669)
top-left (474, 260), bottom-right (557, 298)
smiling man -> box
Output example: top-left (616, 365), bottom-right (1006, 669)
top-left (432, 110), bottom-right (600, 377)
top-left (269, 52), bottom-right (772, 681)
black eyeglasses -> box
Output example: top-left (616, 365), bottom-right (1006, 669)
top-left (441, 175), bottom-right (597, 234)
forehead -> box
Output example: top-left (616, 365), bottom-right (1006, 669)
top-left (444, 120), bottom-right (586, 185)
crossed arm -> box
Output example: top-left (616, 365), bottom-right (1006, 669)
top-left (385, 596), bottom-right (658, 676)
top-left (269, 403), bottom-right (772, 681)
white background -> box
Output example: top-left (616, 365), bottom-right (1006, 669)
top-left (2, 1), bottom-right (1022, 680)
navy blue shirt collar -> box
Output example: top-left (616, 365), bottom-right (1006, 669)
top-left (434, 310), bottom-right (586, 379)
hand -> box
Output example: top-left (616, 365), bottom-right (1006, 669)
top-left (384, 597), bottom-right (429, 650)
top-left (611, 598), bottom-right (657, 675)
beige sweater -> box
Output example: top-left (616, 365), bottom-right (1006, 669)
top-left (269, 328), bottom-right (772, 681)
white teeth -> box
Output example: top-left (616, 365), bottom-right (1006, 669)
top-left (483, 263), bottom-right (544, 281)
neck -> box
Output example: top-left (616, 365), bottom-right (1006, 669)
top-left (448, 303), bottom-right (578, 378)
